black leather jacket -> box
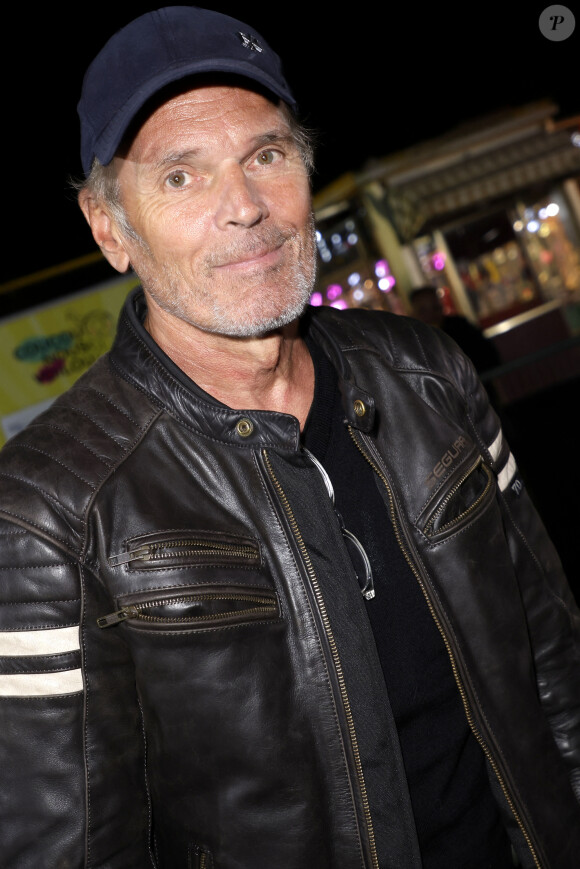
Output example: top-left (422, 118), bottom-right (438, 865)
top-left (1, 289), bottom-right (579, 869)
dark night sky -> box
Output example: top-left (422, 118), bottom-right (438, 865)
top-left (3, 2), bottom-right (578, 287)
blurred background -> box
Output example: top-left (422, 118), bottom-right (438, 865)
top-left (1, 3), bottom-right (578, 595)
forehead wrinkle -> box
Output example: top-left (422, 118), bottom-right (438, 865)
top-left (152, 128), bottom-right (295, 171)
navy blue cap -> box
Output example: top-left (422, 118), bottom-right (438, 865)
top-left (77, 5), bottom-right (297, 176)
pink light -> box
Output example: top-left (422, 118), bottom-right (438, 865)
top-left (378, 275), bottom-right (396, 292)
top-left (326, 284), bottom-right (343, 301)
top-left (331, 300), bottom-right (348, 310)
top-left (431, 252), bottom-right (446, 271)
top-left (375, 259), bottom-right (389, 278)
top-left (310, 292), bottom-right (323, 306)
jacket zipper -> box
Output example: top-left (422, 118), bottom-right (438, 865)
top-left (109, 538), bottom-right (259, 567)
top-left (97, 592), bottom-right (277, 628)
top-left (347, 426), bottom-right (541, 869)
top-left (262, 449), bottom-right (379, 869)
top-left (190, 844), bottom-right (211, 869)
top-left (423, 456), bottom-right (493, 537)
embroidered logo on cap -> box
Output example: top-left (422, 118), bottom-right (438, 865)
top-left (238, 31), bottom-right (263, 52)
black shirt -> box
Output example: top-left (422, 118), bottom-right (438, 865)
top-left (302, 340), bottom-right (514, 868)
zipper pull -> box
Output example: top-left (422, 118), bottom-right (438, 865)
top-left (97, 605), bottom-right (140, 628)
top-left (108, 545), bottom-right (151, 567)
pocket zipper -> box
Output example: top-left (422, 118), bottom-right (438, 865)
top-left (97, 590), bottom-right (278, 628)
top-left (109, 537), bottom-right (259, 567)
top-left (423, 457), bottom-right (493, 536)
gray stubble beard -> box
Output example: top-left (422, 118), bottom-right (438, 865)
top-left (127, 214), bottom-right (318, 339)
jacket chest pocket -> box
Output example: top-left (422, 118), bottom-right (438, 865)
top-left (418, 456), bottom-right (495, 542)
top-left (100, 529), bottom-right (279, 631)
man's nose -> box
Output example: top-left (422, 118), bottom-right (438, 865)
top-left (214, 163), bottom-right (269, 229)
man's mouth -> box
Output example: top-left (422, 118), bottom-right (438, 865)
top-left (217, 245), bottom-right (284, 270)
top-left (208, 230), bottom-right (290, 272)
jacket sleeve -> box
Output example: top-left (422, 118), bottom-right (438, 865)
top-left (0, 512), bottom-right (151, 867)
top-left (0, 515), bottom-right (88, 867)
top-left (456, 344), bottom-right (580, 802)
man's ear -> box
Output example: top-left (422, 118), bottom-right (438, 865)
top-left (78, 190), bottom-right (132, 274)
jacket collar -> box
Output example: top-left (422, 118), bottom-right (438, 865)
top-left (109, 288), bottom-right (375, 449)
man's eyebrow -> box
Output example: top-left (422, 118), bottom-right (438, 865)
top-left (154, 149), bottom-right (201, 169)
top-left (251, 130), bottom-right (295, 149)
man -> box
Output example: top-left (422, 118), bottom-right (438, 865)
top-left (0, 7), bottom-right (579, 868)
top-left (409, 285), bottom-right (501, 377)
top-left (409, 284), bottom-right (504, 416)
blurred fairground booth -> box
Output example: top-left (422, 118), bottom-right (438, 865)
top-left (311, 100), bottom-right (580, 403)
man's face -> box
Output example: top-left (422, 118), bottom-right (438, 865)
top-left (112, 85), bottom-right (317, 337)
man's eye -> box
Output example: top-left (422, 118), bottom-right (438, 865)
top-left (166, 170), bottom-right (188, 188)
top-left (256, 150), bottom-right (276, 166)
